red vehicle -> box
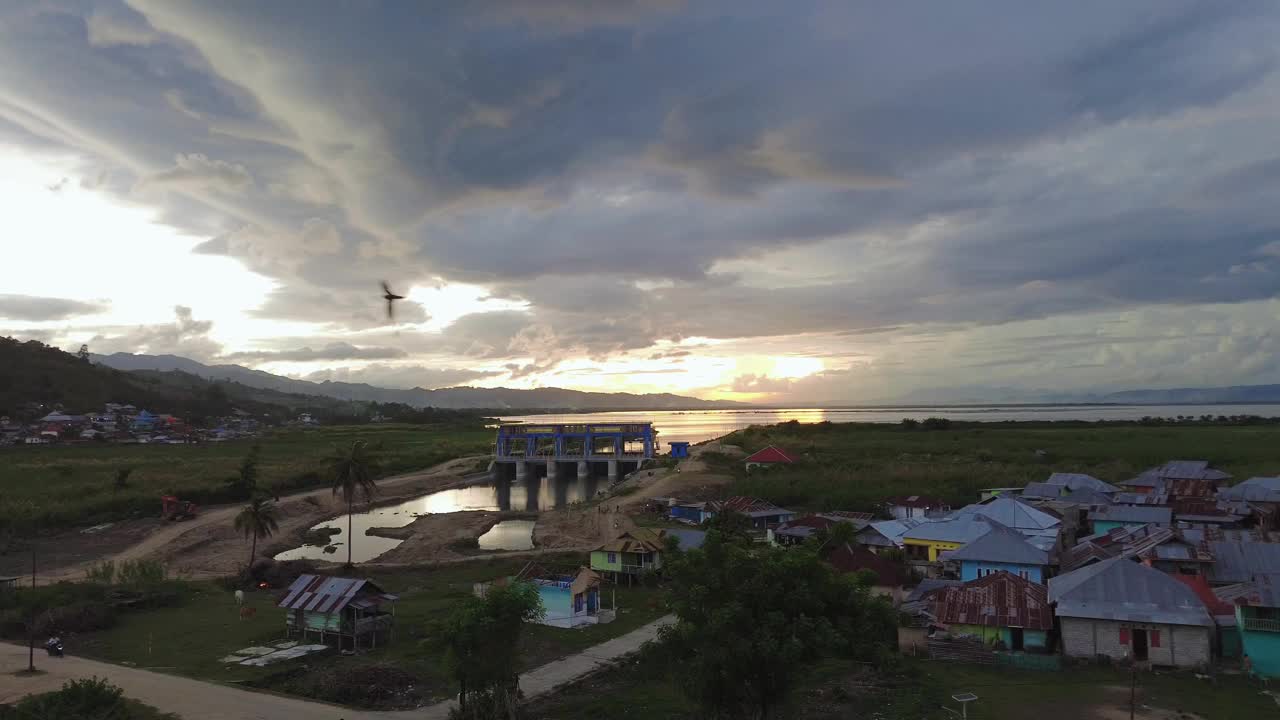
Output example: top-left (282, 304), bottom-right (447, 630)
top-left (160, 495), bottom-right (198, 521)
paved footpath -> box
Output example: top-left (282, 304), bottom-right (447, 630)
top-left (0, 615), bottom-right (673, 720)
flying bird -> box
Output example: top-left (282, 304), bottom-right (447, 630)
top-left (381, 281), bottom-right (405, 321)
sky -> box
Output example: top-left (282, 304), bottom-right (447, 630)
top-left (2, 1), bottom-right (1280, 404)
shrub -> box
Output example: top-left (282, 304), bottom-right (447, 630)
top-left (9, 677), bottom-right (127, 719)
top-left (117, 559), bottom-right (166, 587)
top-left (34, 601), bottom-right (117, 637)
top-left (921, 417), bottom-right (952, 431)
top-left (86, 561), bottom-right (116, 585)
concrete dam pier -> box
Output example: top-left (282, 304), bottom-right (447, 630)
top-left (494, 422), bottom-right (656, 483)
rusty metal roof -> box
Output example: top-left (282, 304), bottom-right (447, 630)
top-left (277, 574), bottom-right (392, 613)
top-left (1162, 479), bottom-right (1217, 499)
top-left (931, 571), bottom-right (1053, 630)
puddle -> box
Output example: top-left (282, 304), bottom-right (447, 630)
top-left (477, 520), bottom-right (536, 551)
top-left (274, 474), bottom-right (596, 563)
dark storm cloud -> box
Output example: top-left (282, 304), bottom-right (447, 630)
top-left (0, 294), bottom-right (108, 321)
top-left (4, 0), bottom-right (1280, 391)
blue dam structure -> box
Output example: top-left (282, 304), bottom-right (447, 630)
top-left (494, 422), bottom-right (657, 482)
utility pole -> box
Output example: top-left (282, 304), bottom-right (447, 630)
top-left (1129, 663), bottom-right (1137, 720)
top-left (27, 547), bottom-right (35, 672)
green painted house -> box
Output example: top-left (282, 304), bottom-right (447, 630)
top-left (590, 528), bottom-right (667, 579)
top-left (1219, 574), bottom-right (1280, 678)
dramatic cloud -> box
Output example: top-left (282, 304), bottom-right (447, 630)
top-left (3, 1), bottom-right (1280, 399)
top-left (0, 294), bottom-right (108, 321)
top-left (85, 305), bottom-right (221, 361)
top-left (223, 342), bottom-right (407, 363)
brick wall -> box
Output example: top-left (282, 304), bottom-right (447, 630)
top-left (1060, 617), bottom-right (1210, 668)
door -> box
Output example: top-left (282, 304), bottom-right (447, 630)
top-left (1132, 629), bottom-right (1148, 661)
top-left (1011, 627), bottom-right (1024, 651)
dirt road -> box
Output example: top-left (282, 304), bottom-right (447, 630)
top-left (42, 456), bottom-right (487, 583)
top-left (0, 615), bottom-right (675, 720)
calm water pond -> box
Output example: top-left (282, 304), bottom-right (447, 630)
top-left (477, 519), bottom-right (536, 551)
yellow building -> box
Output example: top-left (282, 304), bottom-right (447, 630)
top-left (901, 517), bottom-right (994, 562)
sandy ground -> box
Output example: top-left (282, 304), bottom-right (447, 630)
top-left (38, 456), bottom-right (488, 582)
top-left (1092, 685), bottom-right (1207, 720)
top-left (611, 440), bottom-right (743, 511)
top-left (371, 510), bottom-right (507, 564)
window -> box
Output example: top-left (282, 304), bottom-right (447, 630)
top-left (607, 552), bottom-right (617, 564)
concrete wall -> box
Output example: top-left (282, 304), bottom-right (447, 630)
top-left (1238, 608), bottom-right (1280, 677)
top-left (960, 561), bottom-right (1044, 584)
top-left (1060, 617), bottom-right (1210, 668)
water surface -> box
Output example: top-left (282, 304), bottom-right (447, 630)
top-left (477, 519), bottom-right (536, 551)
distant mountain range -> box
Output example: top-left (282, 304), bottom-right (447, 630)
top-left (890, 383), bottom-right (1280, 406)
top-left (1100, 385), bottom-right (1280, 404)
top-left (91, 352), bottom-right (746, 410)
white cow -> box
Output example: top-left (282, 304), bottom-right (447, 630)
top-left (234, 589), bottom-right (245, 606)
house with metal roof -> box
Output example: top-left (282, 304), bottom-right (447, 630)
top-left (1215, 574), bottom-right (1280, 677)
top-left (743, 445), bottom-right (796, 471)
top-left (855, 518), bottom-right (922, 552)
top-left (884, 495), bottom-right (950, 521)
top-left (1123, 460), bottom-right (1232, 495)
top-left (1219, 477), bottom-right (1280, 504)
top-left (1045, 473), bottom-right (1121, 494)
top-left (902, 516), bottom-right (1001, 562)
top-left (1049, 557), bottom-right (1213, 667)
top-left (770, 512), bottom-right (872, 547)
top-left (826, 542), bottom-right (911, 604)
top-left (590, 528), bottom-right (667, 579)
top-left (278, 574), bottom-right (397, 650)
top-left (931, 571), bottom-right (1054, 652)
top-left (1020, 482), bottom-right (1063, 500)
top-left (954, 497), bottom-right (1061, 533)
top-left (940, 522), bottom-right (1052, 584)
top-left (1089, 504), bottom-right (1172, 533)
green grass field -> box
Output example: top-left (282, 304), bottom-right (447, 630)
top-left (72, 556), bottom-right (668, 709)
top-left (0, 422), bottom-right (493, 533)
top-left (716, 421), bottom-right (1280, 512)
top-left (525, 656), bottom-right (1278, 720)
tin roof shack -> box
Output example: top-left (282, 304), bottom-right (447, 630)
top-left (770, 512), bottom-right (873, 547)
top-left (1215, 574), bottom-right (1280, 677)
top-left (1123, 460), bottom-right (1232, 495)
top-left (477, 564), bottom-right (604, 629)
top-left (931, 571), bottom-right (1054, 652)
top-left (1088, 505), bottom-right (1172, 534)
top-left (1045, 473), bottom-right (1121, 494)
top-left (278, 574), bottom-right (397, 651)
top-left (884, 495), bottom-right (950, 521)
top-left (1049, 557), bottom-right (1213, 668)
top-left (855, 518), bottom-right (923, 553)
top-left (826, 542), bottom-right (911, 605)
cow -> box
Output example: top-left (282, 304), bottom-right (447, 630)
top-left (239, 606), bottom-right (257, 621)
top-left (234, 589), bottom-right (244, 606)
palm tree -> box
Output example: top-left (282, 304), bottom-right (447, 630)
top-left (328, 440), bottom-right (381, 566)
top-left (234, 496), bottom-right (280, 567)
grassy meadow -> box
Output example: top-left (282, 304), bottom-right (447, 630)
top-left (715, 420), bottom-right (1280, 512)
top-left (0, 422), bottom-right (493, 533)
top-left (71, 556), bottom-right (668, 709)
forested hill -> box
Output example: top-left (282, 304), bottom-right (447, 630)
top-left (0, 338), bottom-right (347, 423)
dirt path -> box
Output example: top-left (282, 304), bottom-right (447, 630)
top-left (611, 441), bottom-right (741, 511)
top-left (41, 456), bottom-right (487, 583)
top-left (0, 615), bottom-right (676, 720)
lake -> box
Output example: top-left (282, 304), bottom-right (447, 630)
top-left (500, 404), bottom-right (1280, 447)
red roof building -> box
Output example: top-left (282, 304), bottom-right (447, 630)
top-left (744, 445), bottom-right (796, 469)
top-left (827, 542), bottom-right (909, 588)
top-left (932, 571), bottom-right (1054, 632)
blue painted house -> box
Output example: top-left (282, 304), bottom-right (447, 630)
top-left (930, 571), bottom-right (1054, 651)
top-left (668, 441), bottom-right (690, 459)
top-left (479, 565), bottom-right (603, 629)
top-left (1218, 573), bottom-right (1280, 678)
top-left (941, 522), bottom-right (1052, 584)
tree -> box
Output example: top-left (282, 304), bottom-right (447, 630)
top-left (441, 582), bottom-right (544, 719)
top-left (328, 440), bottom-right (381, 566)
top-left (813, 520), bottom-right (860, 558)
top-left (233, 495), bottom-right (280, 567)
top-left (112, 467), bottom-right (132, 490)
top-left (76, 344), bottom-right (90, 362)
top-left (226, 444), bottom-right (260, 499)
top-left (658, 530), bottom-right (897, 719)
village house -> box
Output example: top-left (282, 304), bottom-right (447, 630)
top-left (930, 571), bottom-right (1054, 652)
top-left (769, 512), bottom-right (873, 547)
top-left (1049, 557), bottom-right (1213, 667)
top-left (826, 542), bottom-right (911, 604)
top-left (902, 516), bottom-right (1000, 563)
top-left (1122, 460), bottom-right (1232, 495)
top-left (1178, 528), bottom-right (1280, 586)
top-left (1215, 574), bottom-right (1280, 678)
top-left (1045, 472), bottom-right (1121, 494)
top-left (476, 564), bottom-right (605, 629)
top-left (743, 445), bottom-right (796, 471)
top-left (884, 495), bottom-right (949, 520)
top-left (667, 496), bottom-right (794, 528)
top-left (278, 574), bottom-right (397, 651)
top-left (955, 497), bottom-right (1061, 535)
top-left (940, 521), bottom-right (1051, 583)
top-left (854, 518), bottom-right (923, 553)
top-left (1089, 505), bottom-right (1173, 533)
top-left (1063, 524), bottom-right (1215, 578)
top-left (590, 528), bottom-right (667, 579)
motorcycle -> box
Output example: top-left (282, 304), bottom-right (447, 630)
top-left (44, 637), bottom-right (63, 657)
